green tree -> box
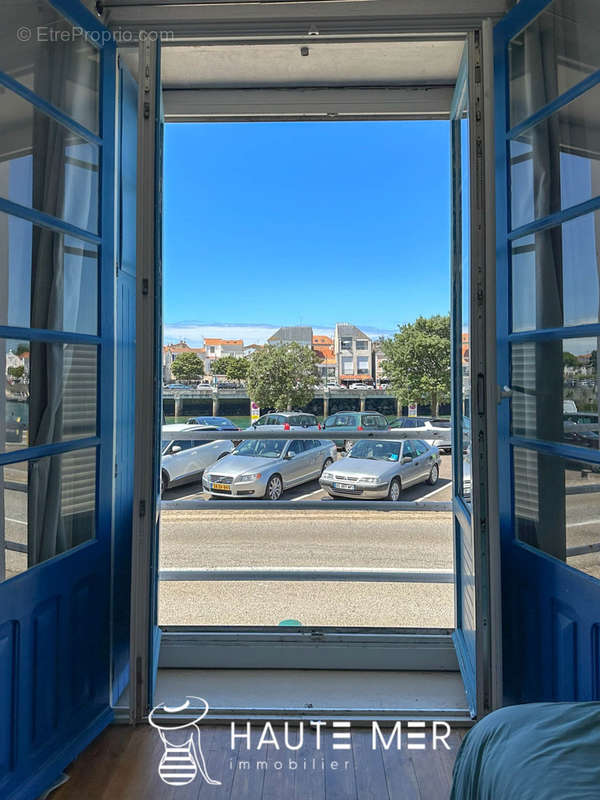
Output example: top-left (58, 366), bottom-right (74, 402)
top-left (210, 356), bottom-right (232, 375)
top-left (246, 343), bottom-right (319, 411)
top-left (14, 344), bottom-right (28, 356)
top-left (210, 355), bottom-right (249, 382)
top-left (381, 314), bottom-right (451, 415)
top-left (563, 351), bottom-right (578, 368)
top-left (171, 351), bottom-right (204, 383)
top-left (7, 365), bottom-right (25, 381)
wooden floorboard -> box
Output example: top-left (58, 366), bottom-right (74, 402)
top-left (51, 723), bottom-right (463, 800)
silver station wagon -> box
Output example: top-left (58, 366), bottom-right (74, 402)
top-left (320, 438), bottom-right (440, 500)
top-left (203, 438), bottom-right (337, 500)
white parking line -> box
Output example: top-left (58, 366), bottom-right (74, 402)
top-left (6, 517), bottom-right (26, 525)
top-left (419, 482), bottom-right (451, 501)
top-left (292, 488), bottom-right (324, 501)
top-left (170, 489), bottom-right (207, 500)
top-left (567, 518), bottom-right (600, 528)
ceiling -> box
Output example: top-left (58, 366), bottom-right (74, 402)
top-left (161, 39), bottom-right (465, 89)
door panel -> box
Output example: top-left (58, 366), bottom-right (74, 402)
top-left (113, 58), bottom-right (137, 705)
top-left (451, 31), bottom-right (491, 716)
top-left (0, 2), bottom-right (116, 796)
top-left (495, 0), bottom-right (600, 704)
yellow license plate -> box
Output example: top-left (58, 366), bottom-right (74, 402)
top-left (212, 482), bottom-right (231, 491)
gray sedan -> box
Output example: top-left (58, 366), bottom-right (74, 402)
top-left (320, 439), bottom-right (440, 500)
top-left (203, 438), bottom-right (337, 500)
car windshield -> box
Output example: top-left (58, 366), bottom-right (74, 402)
top-left (325, 414), bottom-right (357, 427)
top-left (161, 439), bottom-right (172, 454)
top-left (188, 417), bottom-right (230, 427)
top-left (232, 439), bottom-right (286, 458)
top-left (349, 441), bottom-right (401, 461)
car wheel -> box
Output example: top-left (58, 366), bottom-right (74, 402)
top-left (321, 457), bottom-right (333, 474)
top-left (266, 474), bottom-right (283, 501)
top-left (427, 463), bottom-right (440, 485)
top-left (344, 439), bottom-right (354, 453)
top-left (388, 477), bottom-right (401, 501)
top-left (161, 471), bottom-right (169, 495)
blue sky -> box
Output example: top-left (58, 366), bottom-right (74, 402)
top-left (163, 120), bottom-right (451, 345)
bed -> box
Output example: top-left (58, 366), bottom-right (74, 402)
top-left (451, 702), bottom-right (600, 799)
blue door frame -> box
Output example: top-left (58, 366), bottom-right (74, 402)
top-left (495, 0), bottom-right (600, 704)
top-left (0, 3), bottom-right (116, 798)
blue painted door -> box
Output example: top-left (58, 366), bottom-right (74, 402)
top-left (0, 2), bottom-right (116, 797)
top-left (495, 0), bottom-right (600, 704)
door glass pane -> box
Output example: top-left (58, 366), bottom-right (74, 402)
top-left (512, 210), bottom-right (600, 332)
top-left (509, 0), bottom-right (600, 128)
top-left (453, 81), bottom-right (472, 506)
top-left (0, 212), bottom-right (98, 334)
top-left (0, 447), bottom-right (96, 582)
top-left (510, 83), bottom-right (600, 230)
top-left (511, 337), bottom-right (599, 450)
top-left (0, 0), bottom-right (100, 133)
top-left (513, 446), bottom-right (600, 581)
top-left (0, 86), bottom-right (99, 233)
top-left (2, 339), bottom-right (98, 454)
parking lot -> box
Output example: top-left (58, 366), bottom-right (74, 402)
top-left (161, 450), bottom-right (454, 504)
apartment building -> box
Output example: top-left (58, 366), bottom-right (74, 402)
top-left (162, 340), bottom-right (207, 382)
top-left (313, 334), bottom-right (337, 384)
top-left (267, 326), bottom-right (313, 348)
top-left (203, 337), bottom-right (244, 359)
top-left (334, 323), bottom-right (373, 384)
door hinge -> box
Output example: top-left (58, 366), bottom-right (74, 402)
top-left (114, 462), bottom-right (118, 478)
top-left (142, 278), bottom-right (149, 296)
top-left (139, 499), bottom-right (146, 517)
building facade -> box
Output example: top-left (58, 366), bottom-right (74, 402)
top-left (334, 323), bottom-right (373, 384)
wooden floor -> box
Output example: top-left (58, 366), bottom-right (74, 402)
top-left (52, 723), bottom-right (465, 799)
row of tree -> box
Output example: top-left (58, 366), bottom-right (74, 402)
top-left (169, 314), bottom-right (452, 413)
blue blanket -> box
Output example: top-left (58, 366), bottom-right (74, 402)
top-left (451, 702), bottom-right (600, 799)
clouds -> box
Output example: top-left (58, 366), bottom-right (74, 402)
top-left (163, 321), bottom-right (395, 346)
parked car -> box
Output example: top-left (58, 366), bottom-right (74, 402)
top-left (161, 424), bottom-right (235, 493)
top-left (247, 412), bottom-right (320, 431)
top-left (186, 416), bottom-right (240, 431)
top-left (348, 383), bottom-right (370, 390)
top-left (389, 416), bottom-right (452, 453)
top-left (6, 416), bottom-right (26, 443)
top-left (203, 438), bottom-right (337, 500)
top-left (196, 382), bottom-right (212, 390)
top-left (563, 412), bottom-right (600, 471)
top-left (323, 411), bottom-right (388, 451)
top-left (320, 438), bottom-right (440, 500)
top-left (165, 383), bottom-right (192, 391)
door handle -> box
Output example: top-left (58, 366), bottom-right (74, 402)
top-left (498, 385), bottom-right (513, 402)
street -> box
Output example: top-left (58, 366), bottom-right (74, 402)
top-left (159, 454), bottom-right (455, 627)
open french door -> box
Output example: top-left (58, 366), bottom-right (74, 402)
top-left (450, 30), bottom-right (499, 718)
top-left (130, 36), bottom-right (163, 722)
top-left (495, 0), bottom-right (600, 704)
top-left (0, 2), bottom-right (116, 797)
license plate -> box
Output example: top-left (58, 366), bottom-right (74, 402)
top-left (212, 482), bottom-right (231, 491)
top-left (334, 482), bottom-right (355, 491)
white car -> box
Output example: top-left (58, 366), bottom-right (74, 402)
top-left (161, 424), bottom-right (235, 493)
top-left (247, 412), bottom-right (321, 431)
top-left (389, 416), bottom-right (452, 452)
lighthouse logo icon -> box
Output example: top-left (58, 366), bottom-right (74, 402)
top-left (148, 696), bottom-right (221, 787)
